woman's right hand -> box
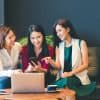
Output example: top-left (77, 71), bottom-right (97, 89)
top-left (41, 57), bottom-right (52, 64)
top-left (42, 57), bottom-right (58, 68)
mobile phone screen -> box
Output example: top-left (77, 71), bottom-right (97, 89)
top-left (29, 57), bottom-right (38, 65)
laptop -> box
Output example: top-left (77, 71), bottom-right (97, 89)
top-left (11, 72), bottom-right (45, 93)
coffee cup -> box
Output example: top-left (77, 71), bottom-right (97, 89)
top-left (47, 85), bottom-right (58, 92)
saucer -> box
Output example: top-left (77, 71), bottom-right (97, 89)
top-left (47, 90), bottom-right (57, 93)
top-left (47, 89), bottom-right (61, 93)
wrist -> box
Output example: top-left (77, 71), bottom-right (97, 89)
top-left (71, 71), bottom-right (75, 76)
top-left (50, 59), bottom-right (55, 67)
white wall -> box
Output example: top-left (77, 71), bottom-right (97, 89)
top-left (0, 0), bottom-right (4, 24)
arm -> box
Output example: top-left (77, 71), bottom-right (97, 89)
top-left (51, 46), bottom-right (61, 69)
top-left (71, 40), bottom-right (88, 74)
top-left (15, 42), bottom-right (22, 52)
top-left (43, 46), bottom-right (61, 69)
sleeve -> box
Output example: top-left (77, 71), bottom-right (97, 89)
top-left (41, 45), bottom-right (55, 71)
top-left (40, 60), bottom-right (50, 70)
top-left (20, 46), bottom-right (29, 72)
top-left (47, 45), bottom-right (55, 58)
top-left (15, 42), bottom-right (22, 52)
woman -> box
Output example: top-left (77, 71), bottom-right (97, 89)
top-left (0, 25), bottom-right (22, 89)
top-left (21, 24), bottom-right (55, 86)
top-left (43, 19), bottom-right (96, 96)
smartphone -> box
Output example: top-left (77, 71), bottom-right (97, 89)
top-left (29, 57), bottom-right (38, 65)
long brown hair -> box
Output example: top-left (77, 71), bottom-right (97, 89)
top-left (0, 25), bottom-right (13, 49)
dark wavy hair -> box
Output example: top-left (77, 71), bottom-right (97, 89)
top-left (0, 25), bottom-right (14, 49)
top-left (53, 19), bottom-right (79, 46)
top-left (27, 24), bottom-right (49, 58)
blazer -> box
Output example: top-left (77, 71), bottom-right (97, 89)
top-left (58, 38), bottom-right (91, 85)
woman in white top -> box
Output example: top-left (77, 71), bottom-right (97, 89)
top-left (43, 19), bottom-right (96, 96)
top-left (0, 25), bottom-right (22, 89)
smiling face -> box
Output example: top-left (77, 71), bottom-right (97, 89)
top-left (55, 24), bottom-right (70, 41)
top-left (30, 31), bottom-right (43, 48)
top-left (4, 30), bottom-right (16, 48)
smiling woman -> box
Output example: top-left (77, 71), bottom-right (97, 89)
top-left (43, 19), bottom-right (96, 96)
top-left (0, 25), bottom-right (22, 89)
top-left (21, 24), bottom-right (55, 86)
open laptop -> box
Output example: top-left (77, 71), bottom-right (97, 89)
top-left (11, 72), bottom-right (45, 93)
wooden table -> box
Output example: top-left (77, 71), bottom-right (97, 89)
top-left (0, 88), bottom-right (76, 100)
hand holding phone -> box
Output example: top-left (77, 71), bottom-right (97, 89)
top-left (29, 57), bottom-right (38, 66)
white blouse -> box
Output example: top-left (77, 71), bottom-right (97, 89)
top-left (0, 42), bottom-right (21, 77)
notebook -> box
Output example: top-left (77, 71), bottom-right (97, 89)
top-left (11, 72), bottom-right (45, 93)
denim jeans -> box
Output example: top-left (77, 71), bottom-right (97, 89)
top-left (0, 77), bottom-right (11, 89)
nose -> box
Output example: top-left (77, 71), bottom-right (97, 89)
top-left (34, 38), bottom-right (39, 43)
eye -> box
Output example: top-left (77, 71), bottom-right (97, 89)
top-left (37, 36), bottom-right (41, 38)
top-left (30, 37), bottom-right (34, 40)
top-left (56, 29), bottom-right (62, 33)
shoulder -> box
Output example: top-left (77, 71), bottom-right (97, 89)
top-left (72, 38), bottom-right (86, 47)
top-left (72, 38), bottom-right (86, 43)
top-left (47, 45), bottom-right (54, 51)
top-left (73, 39), bottom-right (88, 51)
top-left (22, 45), bottom-right (28, 50)
top-left (80, 40), bottom-right (88, 49)
top-left (81, 40), bottom-right (87, 45)
top-left (72, 38), bottom-right (80, 42)
top-left (14, 42), bottom-right (22, 51)
top-left (15, 42), bottom-right (22, 47)
top-left (59, 41), bottom-right (64, 47)
top-left (47, 45), bottom-right (55, 57)
top-left (21, 45), bottom-right (28, 54)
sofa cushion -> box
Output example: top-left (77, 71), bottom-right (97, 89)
top-left (88, 47), bottom-right (100, 81)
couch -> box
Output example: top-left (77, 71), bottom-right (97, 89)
top-left (77, 47), bottom-right (100, 100)
top-left (18, 35), bottom-right (100, 100)
top-left (18, 35), bottom-right (99, 80)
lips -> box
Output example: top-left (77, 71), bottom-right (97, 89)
top-left (36, 42), bottom-right (40, 45)
top-left (11, 42), bottom-right (15, 45)
top-left (34, 42), bottom-right (41, 47)
top-left (59, 35), bottom-right (64, 40)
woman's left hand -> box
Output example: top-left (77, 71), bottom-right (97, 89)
top-left (32, 61), bottom-right (42, 72)
top-left (61, 72), bottom-right (73, 78)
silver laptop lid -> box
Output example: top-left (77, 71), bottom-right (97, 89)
top-left (11, 72), bottom-right (45, 93)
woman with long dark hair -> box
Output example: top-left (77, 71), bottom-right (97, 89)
top-left (21, 24), bottom-right (55, 85)
top-left (43, 19), bottom-right (96, 96)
